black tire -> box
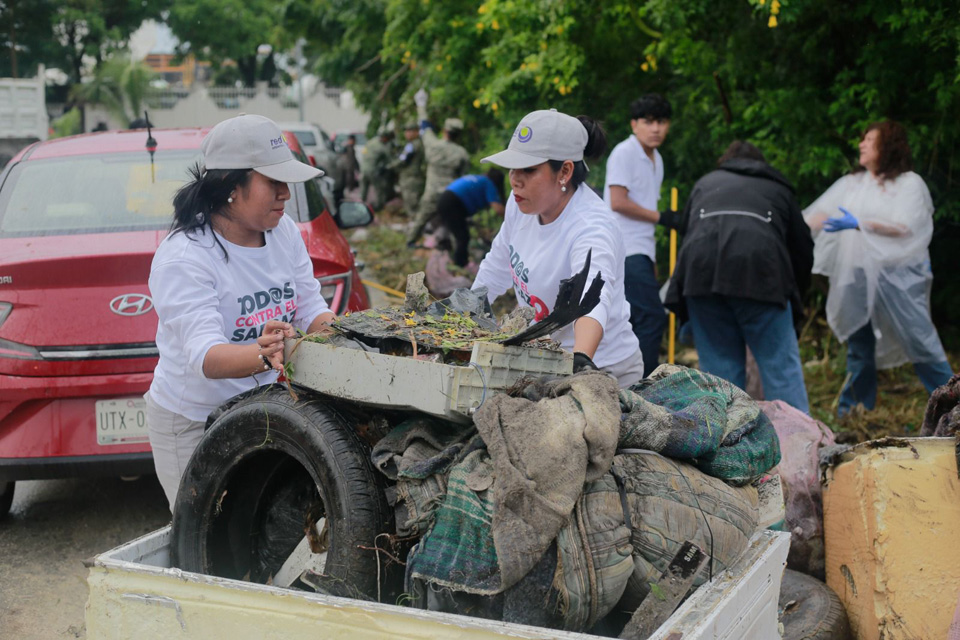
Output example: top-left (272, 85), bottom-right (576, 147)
top-left (779, 569), bottom-right (852, 640)
top-left (0, 481), bottom-right (13, 519)
top-left (171, 387), bottom-right (394, 600)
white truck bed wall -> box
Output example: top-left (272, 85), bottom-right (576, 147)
top-left (86, 526), bottom-right (789, 639)
top-left (0, 76), bottom-right (48, 140)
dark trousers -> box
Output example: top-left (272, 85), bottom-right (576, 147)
top-left (436, 190), bottom-right (471, 267)
top-left (686, 295), bottom-right (810, 413)
top-left (624, 254), bottom-right (668, 373)
top-left (839, 322), bottom-right (952, 415)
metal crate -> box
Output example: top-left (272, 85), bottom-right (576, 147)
top-left (285, 340), bottom-right (573, 422)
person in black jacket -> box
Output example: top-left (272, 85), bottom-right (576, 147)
top-left (663, 141), bottom-right (814, 412)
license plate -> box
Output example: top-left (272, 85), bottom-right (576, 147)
top-left (95, 398), bottom-right (150, 446)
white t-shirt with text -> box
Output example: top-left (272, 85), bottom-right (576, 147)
top-left (472, 185), bottom-right (641, 371)
top-left (148, 215), bottom-right (330, 421)
top-left (603, 134), bottom-right (663, 259)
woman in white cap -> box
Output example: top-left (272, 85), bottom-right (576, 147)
top-left (146, 114), bottom-right (335, 510)
top-left (472, 109), bottom-right (644, 386)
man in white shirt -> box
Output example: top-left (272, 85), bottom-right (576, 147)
top-left (603, 94), bottom-right (674, 373)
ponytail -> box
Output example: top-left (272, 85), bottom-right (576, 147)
top-left (171, 162), bottom-right (252, 259)
top-left (547, 115), bottom-right (607, 191)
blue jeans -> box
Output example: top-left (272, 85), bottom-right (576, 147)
top-left (686, 295), bottom-right (810, 413)
top-left (839, 322), bottom-right (953, 415)
top-left (624, 254), bottom-right (668, 374)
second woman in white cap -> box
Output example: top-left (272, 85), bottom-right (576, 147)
top-left (472, 109), bottom-right (644, 386)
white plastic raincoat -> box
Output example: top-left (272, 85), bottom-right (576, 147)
top-left (803, 171), bottom-right (947, 368)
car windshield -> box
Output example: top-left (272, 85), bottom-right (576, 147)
top-left (0, 150), bottom-right (200, 237)
top-left (291, 130), bottom-right (317, 146)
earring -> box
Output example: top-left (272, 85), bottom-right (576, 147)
top-left (227, 195), bottom-right (234, 203)
top-left (560, 182), bottom-right (567, 193)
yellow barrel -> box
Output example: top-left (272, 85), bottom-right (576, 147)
top-left (822, 437), bottom-right (960, 639)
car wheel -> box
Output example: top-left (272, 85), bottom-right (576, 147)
top-left (779, 569), bottom-right (852, 640)
top-left (0, 481), bottom-right (13, 519)
top-left (171, 388), bottom-right (395, 600)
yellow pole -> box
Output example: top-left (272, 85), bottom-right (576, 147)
top-left (668, 188), bottom-right (678, 365)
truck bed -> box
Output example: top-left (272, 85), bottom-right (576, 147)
top-left (86, 526), bottom-right (789, 639)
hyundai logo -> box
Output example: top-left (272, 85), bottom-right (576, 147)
top-left (109, 294), bottom-right (154, 317)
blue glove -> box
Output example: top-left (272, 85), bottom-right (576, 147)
top-left (823, 206), bottom-right (859, 232)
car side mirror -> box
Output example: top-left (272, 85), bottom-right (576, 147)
top-left (334, 200), bottom-right (374, 229)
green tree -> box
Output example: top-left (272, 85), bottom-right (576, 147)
top-left (72, 52), bottom-right (155, 126)
top-left (167, 0), bottom-right (292, 87)
top-left (0, 0), bottom-right (64, 78)
top-left (51, 0), bottom-right (171, 85)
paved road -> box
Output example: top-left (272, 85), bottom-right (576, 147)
top-left (0, 476), bottom-right (170, 639)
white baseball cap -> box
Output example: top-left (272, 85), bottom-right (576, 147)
top-left (481, 109), bottom-right (588, 169)
top-left (201, 114), bottom-right (323, 182)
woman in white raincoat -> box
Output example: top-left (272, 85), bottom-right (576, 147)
top-left (804, 120), bottom-right (952, 416)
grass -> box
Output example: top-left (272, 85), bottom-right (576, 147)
top-left (797, 316), bottom-right (953, 442)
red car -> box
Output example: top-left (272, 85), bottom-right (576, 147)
top-left (0, 127), bottom-right (372, 516)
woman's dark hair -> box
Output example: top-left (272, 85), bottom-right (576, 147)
top-left (547, 115), bottom-right (607, 191)
top-left (486, 167), bottom-right (506, 203)
top-left (171, 162), bottom-right (253, 259)
top-left (854, 120), bottom-right (913, 182)
top-left (717, 140), bottom-right (766, 165)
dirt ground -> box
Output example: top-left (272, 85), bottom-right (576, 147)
top-left (0, 476), bottom-right (170, 639)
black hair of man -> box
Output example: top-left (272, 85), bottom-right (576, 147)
top-left (717, 140), bottom-right (766, 165)
top-left (348, 134), bottom-right (357, 143)
top-left (630, 94), bottom-right (672, 121)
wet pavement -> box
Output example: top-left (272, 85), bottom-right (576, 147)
top-left (0, 476), bottom-right (170, 639)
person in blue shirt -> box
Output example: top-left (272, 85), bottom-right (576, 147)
top-left (436, 168), bottom-right (505, 266)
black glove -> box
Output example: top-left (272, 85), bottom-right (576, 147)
top-left (573, 351), bottom-right (599, 373)
top-left (657, 209), bottom-right (684, 231)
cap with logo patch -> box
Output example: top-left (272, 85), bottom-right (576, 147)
top-left (481, 109), bottom-right (588, 169)
top-left (201, 114), bottom-right (323, 183)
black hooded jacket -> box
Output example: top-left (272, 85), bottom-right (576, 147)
top-left (664, 158), bottom-right (814, 322)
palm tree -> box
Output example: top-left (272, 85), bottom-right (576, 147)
top-left (72, 52), bottom-right (156, 128)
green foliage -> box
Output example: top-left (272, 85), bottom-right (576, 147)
top-left (1, 0), bottom-right (169, 82)
top-left (0, 0), bottom-right (63, 78)
top-left (50, 107), bottom-right (81, 138)
top-left (72, 53), bottom-right (156, 126)
top-left (168, 0), bottom-right (293, 87)
top-left (296, 0), bottom-right (960, 219)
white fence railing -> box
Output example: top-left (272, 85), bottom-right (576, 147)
top-left (146, 85), bottom-right (344, 111)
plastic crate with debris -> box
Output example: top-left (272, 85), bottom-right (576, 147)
top-left (286, 339), bottom-right (572, 422)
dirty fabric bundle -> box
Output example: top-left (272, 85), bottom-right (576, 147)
top-left (618, 364), bottom-right (781, 485)
top-left (553, 451), bottom-right (758, 629)
top-left (759, 399), bottom-right (835, 579)
top-left (370, 417), bottom-right (477, 536)
top-left (406, 371), bottom-right (621, 595)
top-left (403, 449), bottom-right (758, 631)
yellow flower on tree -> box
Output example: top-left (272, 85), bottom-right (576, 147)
top-left (473, 98), bottom-right (482, 108)
top-left (476, 22), bottom-right (484, 30)
top-left (492, 20), bottom-right (500, 30)
top-left (768, 15), bottom-right (778, 27)
top-left (641, 62), bottom-right (649, 71)
top-left (435, 63), bottom-right (443, 71)
top-left (771, 0), bottom-right (780, 13)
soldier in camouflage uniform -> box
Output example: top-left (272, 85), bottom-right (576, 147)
top-left (406, 93), bottom-right (471, 245)
top-left (389, 122), bottom-right (425, 216)
top-left (360, 131), bottom-right (395, 211)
